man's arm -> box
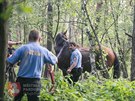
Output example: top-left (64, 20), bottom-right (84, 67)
top-left (8, 41), bottom-right (22, 45)
top-left (67, 57), bottom-right (77, 73)
top-left (69, 59), bottom-right (77, 70)
top-left (44, 50), bottom-right (58, 65)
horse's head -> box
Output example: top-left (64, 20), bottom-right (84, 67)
top-left (55, 30), bottom-right (68, 55)
top-left (54, 31), bottom-right (71, 75)
top-left (55, 30), bottom-right (68, 47)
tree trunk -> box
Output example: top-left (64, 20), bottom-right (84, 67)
top-left (84, 1), bottom-right (110, 78)
top-left (23, 16), bottom-right (28, 43)
top-left (95, 1), bottom-right (103, 34)
top-left (131, 5), bottom-right (135, 81)
top-left (47, 1), bottom-right (53, 51)
top-left (81, 0), bottom-right (84, 47)
top-left (44, 0), bottom-right (53, 78)
top-left (68, 17), bottom-right (72, 42)
top-left (0, 1), bottom-right (8, 100)
top-left (110, 0), bottom-right (128, 78)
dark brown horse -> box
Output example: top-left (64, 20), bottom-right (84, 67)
top-left (54, 31), bottom-right (120, 79)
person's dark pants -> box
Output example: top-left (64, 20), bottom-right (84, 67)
top-left (14, 77), bottom-right (41, 101)
top-left (69, 68), bottom-right (82, 83)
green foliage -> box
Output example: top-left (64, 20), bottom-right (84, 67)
top-left (0, 4), bottom-right (13, 20)
top-left (16, 3), bottom-right (33, 14)
top-left (39, 72), bottom-right (135, 101)
top-left (0, 0), bottom-right (3, 3)
top-left (2, 0), bottom-right (135, 100)
top-left (4, 70), bottom-right (135, 101)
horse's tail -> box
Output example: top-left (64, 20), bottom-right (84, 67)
top-left (113, 52), bottom-right (120, 79)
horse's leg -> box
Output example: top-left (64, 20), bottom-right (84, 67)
top-left (62, 68), bottom-right (68, 76)
top-left (113, 52), bottom-right (120, 79)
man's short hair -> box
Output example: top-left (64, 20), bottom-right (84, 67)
top-left (69, 42), bottom-right (76, 46)
top-left (29, 30), bottom-right (41, 41)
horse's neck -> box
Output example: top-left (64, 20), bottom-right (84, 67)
top-left (55, 41), bottom-right (67, 55)
top-left (56, 40), bottom-right (66, 47)
top-left (54, 46), bottom-right (62, 55)
top-left (78, 47), bottom-right (89, 52)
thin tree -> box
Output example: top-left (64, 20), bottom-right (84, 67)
top-left (44, 0), bottom-right (53, 78)
top-left (0, 1), bottom-right (8, 100)
top-left (110, 0), bottom-right (128, 78)
top-left (131, 5), bottom-right (135, 81)
top-left (83, 0), bottom-right (110, 78)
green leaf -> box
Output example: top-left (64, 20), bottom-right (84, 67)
top-left (16, 4), bottom-right (33, 13)
top-left (0, 5), bottom-right (13, 20)
top-left (0, 0), bottom-right (4, 3)
top-left (20, 6), bottom-right (32, 13)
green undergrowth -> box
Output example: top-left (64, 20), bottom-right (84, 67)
top-left (39, 71), bottom-right (135, 101)
top-left (4, 71), bottom-right (135, 101)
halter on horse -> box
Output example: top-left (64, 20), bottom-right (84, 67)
top-left (54, 31), bottom-right (120, 79)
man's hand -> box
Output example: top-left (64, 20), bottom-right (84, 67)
top-left (67, 68), bottom-right (72, 74)
top-left (16, 41), bottom-right (22, 45)
top-left (47, 64), bottom-right (52, 71)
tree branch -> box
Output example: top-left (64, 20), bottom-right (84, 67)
top-left (12, 0), bottom-right (26, 5)
top-left (54, 3), bottom-right (60, 38)
top-left (125, 32), bottom-right (132, 38)
top-left (83, 0), bottom-right (109, 77)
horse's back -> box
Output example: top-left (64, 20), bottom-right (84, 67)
top-left (79, 47), bottom-right (92, 72)
top-left (96, 45), bottom-right (116, 67)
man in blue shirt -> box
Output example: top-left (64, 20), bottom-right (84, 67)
top-left (7, 30), bottom-right (58, 101)
top-left (67, 42), bottom-right (82, 83)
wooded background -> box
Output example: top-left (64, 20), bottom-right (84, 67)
top-left (0, 0), bottom-right (135, 100)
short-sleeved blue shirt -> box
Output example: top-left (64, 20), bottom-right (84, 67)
top-left (7, 42), bottom-right (58, 79)
top-left (70, 49), bottom-right (82, 69)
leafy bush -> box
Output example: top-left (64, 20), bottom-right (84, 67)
top-left (4, 71), bottom-right (135, 101)
top-left (40, 71), bottom-right (135, 101)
